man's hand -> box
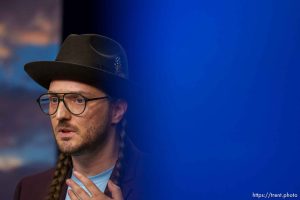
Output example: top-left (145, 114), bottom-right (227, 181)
top-left (66, 171), bottom-right (123, 200)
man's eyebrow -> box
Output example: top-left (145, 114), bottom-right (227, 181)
top-left (47, 90), bottom-right (95, 96)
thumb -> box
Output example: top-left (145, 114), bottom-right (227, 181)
top-left (107, 180), bottom-right (123, 200)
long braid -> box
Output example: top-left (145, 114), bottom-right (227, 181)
top-left (106, 118), bottom-right (127, 195)
top-left (45, 153), bottom-right (71, 200)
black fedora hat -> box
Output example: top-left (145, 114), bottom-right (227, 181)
top-left (24, 34), bottom-right (132, 98)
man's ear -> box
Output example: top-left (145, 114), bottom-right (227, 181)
top-left (111, 99), bottom-right (128, 124)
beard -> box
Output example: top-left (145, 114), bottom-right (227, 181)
top-left (53, 114), bottom-right (111, 156)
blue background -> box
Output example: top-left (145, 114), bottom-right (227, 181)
top-left (92, 0), bottom-right (300, 199)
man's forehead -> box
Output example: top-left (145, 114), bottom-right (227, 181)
top-left (48, 80), bottom-right (106, 95)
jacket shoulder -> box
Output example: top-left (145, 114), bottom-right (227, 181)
top-left (121, 139), bottom-right (155, 200)
top-left (14, 168), bottom-right (55, 200)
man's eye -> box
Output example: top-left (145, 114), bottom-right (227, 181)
top-left (50, 97), bottom-right (59, 103)
top-left (75, 97), bottom-right (85, 104)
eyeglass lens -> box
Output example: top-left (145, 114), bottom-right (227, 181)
top-left (38, 93), bottom-right (86, 115)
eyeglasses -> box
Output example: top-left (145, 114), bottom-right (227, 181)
top-left (37, 93), bottom-right (110, 115)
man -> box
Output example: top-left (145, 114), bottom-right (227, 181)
top-left (14, 34), bottom-right (148, 200)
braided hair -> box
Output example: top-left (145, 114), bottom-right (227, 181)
top-left (45, 153), bottom-right (71, 200)
top-left (45, 119), bottom-right (127, 200)
top-left (107, 119), bottom-right (127, 186)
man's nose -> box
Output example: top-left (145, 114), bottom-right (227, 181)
top-left (55, 101), bottom-right (71, 120)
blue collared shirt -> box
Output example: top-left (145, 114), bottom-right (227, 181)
top-left (65, 166), bottom-right (114, 200)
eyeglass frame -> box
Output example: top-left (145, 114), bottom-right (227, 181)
top-left (36, 92), bottom-right (111, 116)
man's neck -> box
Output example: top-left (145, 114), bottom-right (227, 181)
top-left (71, 130), bottom-right (119, 176)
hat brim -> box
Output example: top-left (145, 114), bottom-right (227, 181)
top-left (24, 61), bottom-right (135, 99)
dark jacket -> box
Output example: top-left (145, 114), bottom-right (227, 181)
top-left (14, 138), bottom-right (150, 200)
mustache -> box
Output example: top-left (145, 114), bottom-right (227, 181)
top-left (55, 121), bottom-right (79, 132)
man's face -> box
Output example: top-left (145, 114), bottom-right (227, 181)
top-left (48, 80), bottom-right (112, 155)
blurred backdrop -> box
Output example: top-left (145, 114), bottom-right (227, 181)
top-left (1, 0), bottom-right (300, 199)
top-left (0, 0), bottom-right (60, 199)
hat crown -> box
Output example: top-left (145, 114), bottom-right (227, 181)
top-left (56, 34), bottom-right (128, 79)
